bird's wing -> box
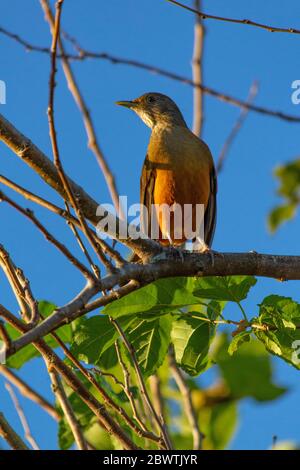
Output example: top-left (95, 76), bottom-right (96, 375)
top-left (140, 156), bottom-right (156, 239)
top-left (204, 164), bottom-right (217, 247)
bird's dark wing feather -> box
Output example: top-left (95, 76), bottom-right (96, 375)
top-left (140, 156), bottom-right (156, 239)
top-left (204, 165), bottom-right (217, 247)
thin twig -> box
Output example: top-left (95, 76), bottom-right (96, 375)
top-left (0, 190), bottom-right (95, 281)
top-left (45, 0), bottom-right (112, 271)
top-left (169, 351), bottom-right (203, 450)
top-left (149, 374), bottom-right (165, 421)
top-left (0, 244), bottom-right (29, 319)
top-left (0, 26), bottom-right (299, 123)
top-left (114, 340), bottom-right (149, 433)
top-left (47, 327), bottom-right (163, 447)
top-left (0, 174), bottom-right (126, 267)
top-left (48, 367), bottom-right (88, 450)
top-left (217, 81), bottom-right (259, 173)
top-left (40, 0), bottom-right (124, 219)
top-left (0, 303), bottom-right (139, 450)
top-left (5, 382), bottom-right (40, 450)
top-left (192, 0), bottom-right (204, 137)
top-left (167, 0), bottom-right (300, 35)
top-left (111, 318), bottom-right (172, 450)
top-left (0, 365), bottom-right (59, 421)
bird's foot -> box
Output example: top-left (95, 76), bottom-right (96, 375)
top-left (193, 245), bottom-right (218, 267)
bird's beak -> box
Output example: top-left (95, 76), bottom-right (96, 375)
top-left (115, 100), bottom-right (138, 109)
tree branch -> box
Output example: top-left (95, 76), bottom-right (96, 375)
top-left (217, 81), bottom-right (259, 173)
top-left (5, 382), bottom-right (40, 450)
top-left (192, 0), bottom-right (204, 137)
top-left (0, 27), bottom-right (299, 122)
top-left (4, 250), bottom-right (300, 359)
top-left (167, 0), bottom-right (300, 35)
top-left (0, 365), bottom-right (59, 421)
top-left (0, 411), bottom-right (29, 450)
top-left (40, 0), bottom-right (124, 219)
top-left (0, 304), bottom-right (139, 450)
top-left (0, 112), bottom-right (160, 260)
top-left (169, 351), bottom-right (203, 450)
top-left (48, 368), bottom-right (88, 450)
top-left (0, 174), bottom-right (126, 267)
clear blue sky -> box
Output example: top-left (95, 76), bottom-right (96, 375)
top-left (0, 0), bottom-right (300, 450)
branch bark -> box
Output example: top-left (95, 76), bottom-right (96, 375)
top-left (167, 0), bottom-right (300, 35)
top-left (0, 112), bottom-right (161, 260)
top-left (0, 365), bottom-right (59, 421)
top-left (192, 0), bottom-right (204, 137)
top-left (4, 250), bottom-right (300, 360)
top-left (0, 411), bottom-right (29, 450)
top-left (1, 26), bottom-right (299, 123)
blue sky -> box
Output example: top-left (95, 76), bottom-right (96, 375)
top-left (0, 0), bottom-right (300, 450)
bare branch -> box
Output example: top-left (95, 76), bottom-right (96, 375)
top-left (0, 244), bottom-right (30, 319)
top-left (167, 0), bottom-right (300, 35)
top-left (5, 249), bottom-right (300, 359)
top-left (0, 303), bottom-right (139, 450)
top-left (0, 112), bottom-right (160, 260)
top-left (40, 0), bottom-right (124, 219)
top-left (114, 340), bottom-right (150, 434)
top-left (0, 174), bottom-right (126, 267)
top-left (192, 0), bottom-right (204, 137)
top-left (0, 191), bottom-right (95, 281)
top-left (48, 327), bottom-right (163, 446)
top-left (0, 365), bottom-right (59, 421)
top-left (5, 382), bottom-right (40, 450)
top-left (48, 368), bottom-right (88, 450)
top-left (0, 27), bottom-right (299, 123)
top-left (111, 318), bottom-right (172, 450)
top-left (0, 411), bottom-right (29, 450)
top-left (169, 351), bottom-right (203, 450)
top-left (45, 0), bottom-right (111, 273)
top-left (217, 81), bottom-right (259, 173)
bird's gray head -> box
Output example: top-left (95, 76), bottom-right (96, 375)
top-left (116, 92), bottom-right (187, 129)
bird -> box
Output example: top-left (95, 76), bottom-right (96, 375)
top-left (116, 92), bottom-right (217, 253)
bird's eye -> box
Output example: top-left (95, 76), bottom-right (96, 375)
top-left (147, 95), bottom-right (155, 103)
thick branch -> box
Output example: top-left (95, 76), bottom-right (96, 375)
top-left (3, 250), bottom-right (300, 358)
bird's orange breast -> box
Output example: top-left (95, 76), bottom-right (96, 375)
top-left (147, 126), bottom-right (214, 245)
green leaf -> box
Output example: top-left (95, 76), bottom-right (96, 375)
top-left (228, 331), bottom-right (251, 355)
top-left (171, 314), bottom-right (215, 376)
top-left (193, 276), bottom-right (257, 302)
top-left (70, 315), bottom-right (134, 365)
top-left (274, 159), bottom-right (300, 200)
top-left (208, 402), bottom-right (238, 450)
top-left (215, 334), bottom-right (286, 401)
top-left (127, 315), bottom-right (172, 377)
top-left (103, 277), bottom-right (201, 319)
top-left (254, 295), bottom-right (300, 369)
top-left (269, 159), bottom-right (300, 231)
top-left (5, 301), bottom-right (72, 369)
top-left (268, 204), bottom-right (297, 232)
top-left (96, 344), bottom-right (119, 370)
